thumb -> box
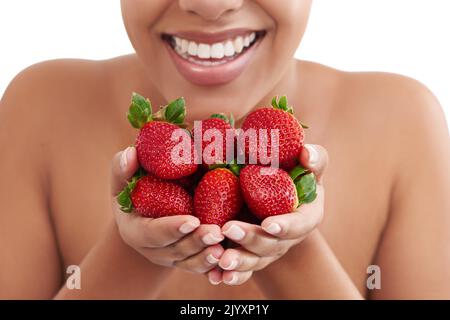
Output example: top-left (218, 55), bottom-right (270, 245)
top-left (111, 146), bottom-right (139, 196)
top-left (299, 144), bottom-right (328, 184)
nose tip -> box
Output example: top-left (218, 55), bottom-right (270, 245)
top-left (179, 0), bottom-right (243, 21)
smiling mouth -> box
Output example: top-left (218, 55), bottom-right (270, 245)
top-left (160, 29), bottom-right (266, 86)
top-left (161, 30), bottom-right (266, 66)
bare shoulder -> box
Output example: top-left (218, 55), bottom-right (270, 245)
top-left (300, 60), bottom-right (447, 142)
top-left (0, 58), bottom-right (124, 176)
top-left (340, 68), bottom-right (444, 120)
top-left (1, 58), bottom-right (112, 115)
top-left (337, 68), bottom-right (448, 153)
top-left (300, 60), bottom-right (445, 120)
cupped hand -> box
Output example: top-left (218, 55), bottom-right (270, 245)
top-left (208, 144), bottom-right (328, 286)
top-left (111, 146), bottom-right (224, 274)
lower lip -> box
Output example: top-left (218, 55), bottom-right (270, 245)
top-left (164, 38), bottom-right (263, 86)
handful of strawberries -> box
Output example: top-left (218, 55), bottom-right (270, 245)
top-left (118, 93), bottom-right (317, 226)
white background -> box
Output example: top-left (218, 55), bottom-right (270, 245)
top-left (0, 0), bottom-right (449, 129)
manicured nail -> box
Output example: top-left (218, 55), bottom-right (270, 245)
top-left (202, 233), bottom-right (224, 245)
top-left (209, 276), bottom-right (222, 286)
top-left (263, 223), bottom-right (282, 235)
top-left (222, 259), bottom-right (238, 270)
top-left (305, 144), bottom-right (319, 167)
top-left (206, 254), bottom-right (219, 265)
top-left (224, 273), bottom-right (238, 285)
top-left (120, 147), bottom-right (130, 171)
top-left (223, 225), bottom-right (246, 241)
top-left (179, 220), bottom-right (200, 234)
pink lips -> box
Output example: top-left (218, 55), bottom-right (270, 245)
top-left (163, 29), bottom-right (263, 86)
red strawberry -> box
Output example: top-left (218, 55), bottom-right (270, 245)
top-left (239, 165), bottom-right (317, 219)
top-left (118, 172), bottom-right (194, 217)
top-left (193, 114), bottom-right (235, 167)
top-left (128, 93), bottom-right (198, 180)
top-left (240, 96), bottom-right (305, 167)
top-left (194, 168), bottom-right (243, 226)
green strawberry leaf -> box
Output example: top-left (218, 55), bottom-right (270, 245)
top-left (229, 113), bottom-right (235, 128)
top-left (271, 96), bottom-right (278, 109)
top-left (271, 95), bottom-right (294, 114)
top-left (289, 165), bottom-right (308, 181)
top-left (127, 92), bottom-right (152, 129)
top-left (210, 113), bottom-right (235, 127)
top-left (228, 160), bottom-right (244, 176)
top-left (164, 97), bottom-right (186, 125)
top-left (300, 122), bottom-right (309, 129)
top-left (278, 96), bottom-right (287, 111)
top-left (295, 173), bottom-right (317, 205)
top-left (117, 168), bottom-right (145, 213)
top-left (208, 162), bottom-right (228, 170)
top-left (302, 188), bottom-right (317, 203)
top-left (211, 113), bottom-right (229, 122)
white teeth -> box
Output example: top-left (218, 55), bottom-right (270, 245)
top-left (211, 43), bottom-right (225, 59)
top-left (197, 44), bottom-right (211, 59)
top-left (188, 41), bottom-right (198, 56)
top-left (224, 41), bottom-right (235, 57)
top-left (174, 37), bottom-right (182, 48)
top-left (234, 36), bottom-right (244, 54)
top-left (181, 39), bottom-right (189, 53)
top-left (171, 31), bottom-right (260, 62)
top-left (243, 35), bottom-right (250, 47)
top-left (249, 32), bottom-right (256, 43)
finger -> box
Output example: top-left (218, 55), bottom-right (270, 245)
top-left (261, 185), bottom-right (324, 239)
top-left (162, 224), bottom-right (224, 260)
top-left (174, 244), bottom-right (224, 274)
top-left (132, 215), bottom-right (201, 248)
top-left (222, 270), bottom-right (253, 286)
top-left (222, 221), bottom-right (281, 257)
top-left (218, 248), bottom-right (261, 272)
top-left (207, 267), bottom-right (223, 285)
top-left (299, 144), bottom-right (328, 184)
top-left (111, 146), bottom-right (139, 195)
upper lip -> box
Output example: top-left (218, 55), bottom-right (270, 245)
top-left (163, 28), bottom-right (261, 44)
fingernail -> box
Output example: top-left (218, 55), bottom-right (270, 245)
top-left (223, 225), bottom-right (246, 241)
top-left (263, 223), bottom-right (282, 235)
top-left (222, 259), bottom-right (238, 270)
top-left (209, 276), bottom-right (222, 286)
top-left (224, 273), bottom-right (238, 285)
top-left (206, 254), bottom-right (219, 265)
top-left (179, 220), bottom-right (200, 234)
top-left (120, 147), bottom-right (130, 171)
top-left (202, 233), bottom-right (224, 245)
top-left (305, 144), bottom-right (319, 166)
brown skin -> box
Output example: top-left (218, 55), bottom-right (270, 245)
top-left (1, 0), bottom-right (450, 299)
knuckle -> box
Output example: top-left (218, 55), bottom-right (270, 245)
top-left (170, 247), bottom-right (187, 261)
top-left (259, 239), bottom-right (280, 256)
top-left (274, 245), bottom-right (289, 257)
top-left (259, 245), bottom-right (276, 257)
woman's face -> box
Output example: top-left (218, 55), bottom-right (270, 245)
top-left (121, 0), bottom-right (312, 120)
